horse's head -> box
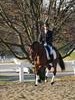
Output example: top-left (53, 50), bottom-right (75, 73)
top-left (29, 42), bottom-right (47, 83)
top-left (29, 41), bottom-right (41, 64)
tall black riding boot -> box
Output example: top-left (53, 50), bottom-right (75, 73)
top-left (50, 54), bottom-right (53, 61)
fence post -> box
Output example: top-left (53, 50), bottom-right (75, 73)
top-left (19, 63), bottom-right (24, 82)
top-left (72, 61), bottom-right (75, 75)
top-left (13, 58), bottom-right (24, 82)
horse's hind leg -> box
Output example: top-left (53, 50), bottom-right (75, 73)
top-left (51, 61), bottom-right (57, 85)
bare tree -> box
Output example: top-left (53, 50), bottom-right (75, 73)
top-left (0, 0), bottom-right (75, 60)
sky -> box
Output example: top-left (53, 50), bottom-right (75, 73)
top-left (43, 0), bottom-right (49, 7)
top-left (43, 0), bottom-right (70, 7)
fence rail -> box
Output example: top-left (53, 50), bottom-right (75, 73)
top-left (64, 60), bottom-right (75, 74)
top-left (0, 60), bottom-right (75, 82)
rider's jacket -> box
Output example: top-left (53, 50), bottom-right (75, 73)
top-left (39, 30), bottom-right (53, 46)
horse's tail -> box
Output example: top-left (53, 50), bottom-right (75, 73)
top-left (58, 52), bottom-right (65, 71)
top-left (53, 46), bottom-right (65, 71)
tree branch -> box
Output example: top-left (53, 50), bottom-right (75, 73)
top-left (62, 47), bottom-right (75, 59)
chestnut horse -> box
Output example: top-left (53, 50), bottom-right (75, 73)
top-left (29, 41), bottom-right (65, 86)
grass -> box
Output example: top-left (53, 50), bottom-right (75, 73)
top-left (64, 52), bottom-right (75, 61)
top-left (59, 76), bottom-right (75, 81)
top-left (0, 75), bottom-right (15, 85)
top-left (0, 81), bottom-right (12, 85)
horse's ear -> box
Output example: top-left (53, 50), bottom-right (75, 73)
top-left (27, 44), bottom-right (32, 52)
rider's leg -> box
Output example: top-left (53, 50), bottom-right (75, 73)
top-left (47, 45), bottom-right (53, 61)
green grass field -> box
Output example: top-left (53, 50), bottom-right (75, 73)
top-left (0, 81), bottom-right (12, 85)
top-left (64, 51), bottom-right (75, 61)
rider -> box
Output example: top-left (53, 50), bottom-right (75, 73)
top-left (39, 23), bottom-right (53, 60)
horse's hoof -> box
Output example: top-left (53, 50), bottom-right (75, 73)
top-left (35, 84), bottom-right (37, 86)
top-left (51, 82), bottom-right (55, 85)
top-left (38, 79), bottom-right (41, 83)
top-left (45, 79), bottom-right (48, 83)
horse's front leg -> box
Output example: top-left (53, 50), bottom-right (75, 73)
top-left (34, 65), bottom-right (40, 86)
top-left (45, 68), bottom-right (49, 83)
top-left (35, 73), bottom-right (39, 86)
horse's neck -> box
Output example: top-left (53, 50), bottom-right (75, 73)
top-left (38, 45), bottom-right (45, 57)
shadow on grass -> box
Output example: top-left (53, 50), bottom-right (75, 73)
top-left (0, 75), bottom-right (19, 81)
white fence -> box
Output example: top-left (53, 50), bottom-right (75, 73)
top-left (0, 63), bottom-right (24, 82)
top-left (0, 59), bottom-right (75, 82)
top-left (0, 58), bottom-right (33, 82)
top-left (64, 60), bottom-right (75, 75)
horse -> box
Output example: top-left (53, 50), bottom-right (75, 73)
top-left (29, 41), bottom-right (65, 86)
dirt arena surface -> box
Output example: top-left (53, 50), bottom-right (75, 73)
top-left (0, 76), bottom-right (75, 100)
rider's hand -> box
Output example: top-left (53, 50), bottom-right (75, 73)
top-left (44, 42), bottom-right (47, 46)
